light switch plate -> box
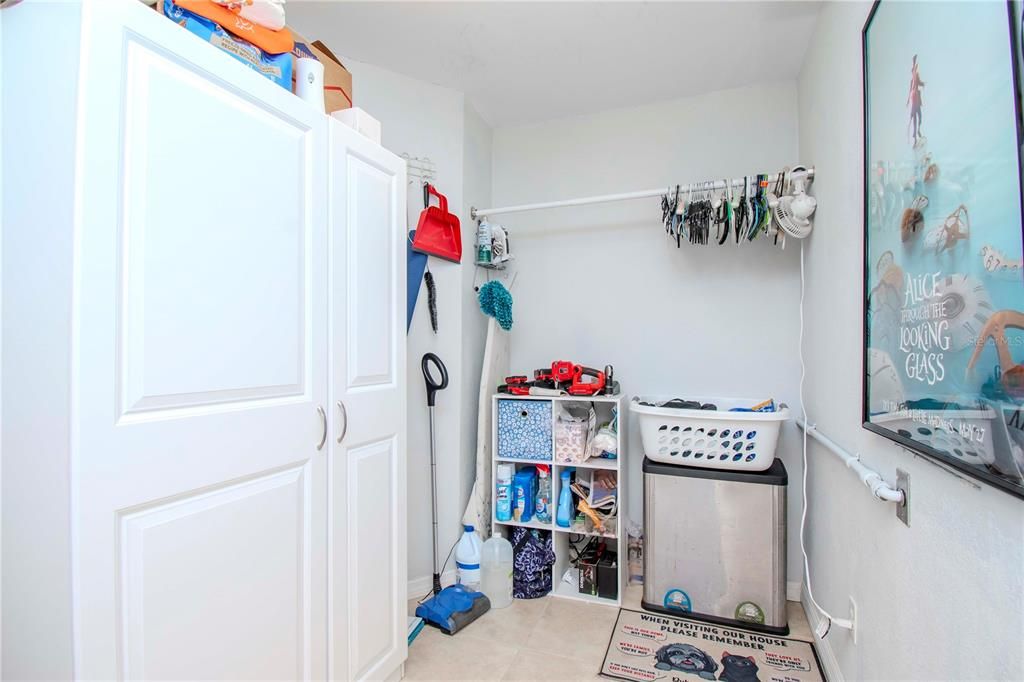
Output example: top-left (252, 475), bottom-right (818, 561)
top-left (896, 469), bottom-right (910, 526)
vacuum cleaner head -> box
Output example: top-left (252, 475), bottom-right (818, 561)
top-left (414, 584), bottom-right (491, 636)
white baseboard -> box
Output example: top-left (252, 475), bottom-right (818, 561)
top-left (786, 580), bottom-right (802, 602)
top-left (800, 586), bottom-right (844, 682)
top-left (407, 570), bottom-right (457, 601)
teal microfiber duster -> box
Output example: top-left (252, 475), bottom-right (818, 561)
top-left (478, 280), bottom-right (513, 330)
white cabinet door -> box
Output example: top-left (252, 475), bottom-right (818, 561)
top-left (73, 2), bottom-right (327, 679)
top-left (328, 120), bottom-right (407, 681)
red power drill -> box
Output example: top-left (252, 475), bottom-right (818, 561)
top-left (498, 375), bottom-right (533, 395)
top-left (567, 365), bottom-right (608, 396)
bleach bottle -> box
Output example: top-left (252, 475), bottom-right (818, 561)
top-left (455, 525), bottom-right (482, 589)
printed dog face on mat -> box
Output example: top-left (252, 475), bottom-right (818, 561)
top-left (653, 643), bottom-right (718, 680)
top-left (719, 652), bottom-right (760, 682)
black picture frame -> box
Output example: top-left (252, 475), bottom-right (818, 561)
top-left (861, 0), bottom-right (1024, 499)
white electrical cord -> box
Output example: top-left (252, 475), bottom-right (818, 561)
top-left (798, 242), bottom-right (854, 637)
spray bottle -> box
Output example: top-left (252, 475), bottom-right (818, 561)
top-left (556, 469), bottom-right (573, 528)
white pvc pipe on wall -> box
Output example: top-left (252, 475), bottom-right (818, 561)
top-left (797, 420), bottom-right (906, 504)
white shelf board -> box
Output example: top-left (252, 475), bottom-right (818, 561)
top-left (554, 458), bottom-right (618, 471)
top-left (493, 393), bottom-right (624, 403)
top-left (496, 456), bottom-right (554, 465)
top-left (556, 523), bottom-right (617, 539)
top-left (552, 579), bottom-right (619, 606)
top-left (494, 517), bottom-right (554, 532)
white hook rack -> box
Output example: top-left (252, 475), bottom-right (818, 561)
top-left (401, 153), bottom-right (437, 185)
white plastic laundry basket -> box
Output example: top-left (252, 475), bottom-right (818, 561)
top-left (631, 396), bottom-right (790, 471)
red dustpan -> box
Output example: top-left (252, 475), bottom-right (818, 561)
top-left (412, 184), bottom-right (462, 263)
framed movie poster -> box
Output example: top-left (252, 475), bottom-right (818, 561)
top-left (863, 0), bottom-right (1024, 498)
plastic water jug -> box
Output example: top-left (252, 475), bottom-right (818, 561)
top-left (455, 525), bottom-right (482, 589)
top-left (480, 533), bottom-right (514, 609)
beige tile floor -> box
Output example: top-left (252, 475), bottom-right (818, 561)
top-left (405, 586), bottom-right (813, 681)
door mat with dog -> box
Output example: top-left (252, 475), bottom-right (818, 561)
top-left (600, 609), bottom-right (826, 682)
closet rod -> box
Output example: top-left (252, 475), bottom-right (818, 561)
top-left (471, 166), bottom-right (814, 219)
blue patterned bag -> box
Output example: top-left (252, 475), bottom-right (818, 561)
top-left (511, 527), bottom-right (555, 599)
top-left (497, 400), bottom-right (552, 460)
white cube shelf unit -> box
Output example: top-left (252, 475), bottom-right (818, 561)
top-left (491, 393), bottom-right (627, 606)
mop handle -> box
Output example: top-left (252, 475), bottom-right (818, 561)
top-left (421, 353), bottom-right (448, 592)
top-left (427, 405), bottom-right (440, 581)
top-left (422, 353), bottom-right (448, 406)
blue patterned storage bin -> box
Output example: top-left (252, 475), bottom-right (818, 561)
top-left (498, 400), bottom-right (553, 460)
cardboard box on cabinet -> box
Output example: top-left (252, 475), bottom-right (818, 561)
top-left (289, 30), bottom-right (353, 113)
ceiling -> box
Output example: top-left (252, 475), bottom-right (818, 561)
top-left (288, 1), bottom-right (822, 128)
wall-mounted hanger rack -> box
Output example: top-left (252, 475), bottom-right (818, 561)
top-left (470, 166), bottom-right (814, 219)
top-left (402, 153), bottom-right (437, 185)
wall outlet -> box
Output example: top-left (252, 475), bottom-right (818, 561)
top-left (849, 596), bottom-right (858, 645)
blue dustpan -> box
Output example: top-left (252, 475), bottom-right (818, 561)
top-left (407, 230), bottom-right (428, 332)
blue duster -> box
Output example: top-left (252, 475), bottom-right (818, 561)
top-left (478, 280), bottom-right (513, 330)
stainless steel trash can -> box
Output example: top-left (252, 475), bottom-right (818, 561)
top-left (642, 457), bottom-right (788, 635)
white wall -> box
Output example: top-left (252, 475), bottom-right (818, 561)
top-left (491, 83), bottom-right (806, 584)
top-left (798, 3), bottom-right (1024, 679)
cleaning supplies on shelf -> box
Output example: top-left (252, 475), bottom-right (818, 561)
top-left (455, 525), bottom-right (482, 589)
top-left (534, 465), bottom-right (552, 523)
top-left (512, 468), bottom-right (536, 522)
top-left (480, 533), bottom-right (514, 609)
top-left (475, 219), bottom-right (493, 264)
top-left (495, 464), bottom-right (514, 522)
top-left (556, 469), bottom-right (573, 528)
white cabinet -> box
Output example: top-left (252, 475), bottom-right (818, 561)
top-left (1, 1), bottom-right (406, 680)
top-left (328, 121), bottom-right (408, 681)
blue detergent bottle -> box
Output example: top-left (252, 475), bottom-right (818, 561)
top-left (513, 468), bottom-right (536, 523)
top-left (556, 469), bottom-right (573, 528)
